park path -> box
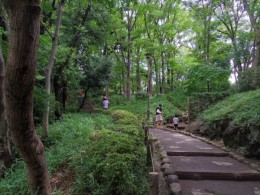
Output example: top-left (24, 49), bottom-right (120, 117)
top-left (149, 125), bottom-right (260, 195)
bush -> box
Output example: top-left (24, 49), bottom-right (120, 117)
top-left (111, 110), bottom-right (137, 122)
top-left (83, 130), bottom-right (147, 195)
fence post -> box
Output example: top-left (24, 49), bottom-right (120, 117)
top-left (144, 126), bottom-right (149, 145)
top-left (187, 96), bottom-right (190, 124)
top-left (144, 126), bottom-right (152, 166)
top-left (149, 172), bottom-right (159, 195)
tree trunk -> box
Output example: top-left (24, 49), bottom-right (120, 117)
top-left (53, 71), bottom-right (64, 119)
top-left (154, 57), bottom-right (159, 96)
top-left (42, 0), bottom-right (64, 137)
top-left (3, 1), bottom-right (51, 194)
top-left (243, 0), bottom-right (260, 88)
top-left (253, 29), bottom-right (260, 87)
top-left (126, 11), bottom-right (132, 100)
top-left (161, 51), bottom-right (165, 94)
top-left (136, 47), bottom-right (141, 93)
top-left (0, 45), bottom-right (12, 169)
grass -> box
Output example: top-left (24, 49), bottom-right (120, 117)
top-left (200, 89), bottom-right (260, 126)
top-left (0, 113), bottom-right (95, 194)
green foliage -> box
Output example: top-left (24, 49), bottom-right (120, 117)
top-left (190, 91), bottom-right (231, 119)
top-left (135, 92), bottom-right (148, 100)
top-left (199, 89), bottom-right (260, 156)
top-left (186, 64), bottom-right (231, 94)
top-left (108, 94), bottom-right (127, 106)
top-left (112, 124), bottom-right (143, 137)
top-left (82, 129), bottom-right (146, 195)
top-left (34, 86), bottom-right (56, 125)
top-left (0, 113), bottom-right (94, 194)
top-left (235, 67), bottom-right (260, 92)
top-left (200, 90), bottom-right (260, 126)
top-left (44, 113), bottom-right (95, 171)
top-left (0, 162), bottom-right (29, 194)
top-left (79, 55), bottom-right (113, 92)
top-left (111, 110), bottom-right (137, 121)
top-left (166, 89), bottom-right (187, 111)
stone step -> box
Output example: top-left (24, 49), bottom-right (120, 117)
top-left (166, 124), bottom-right (185, 130)
top-left (169, 156), bottom-right (260, 181)
top-left (167, 151), bottom-right (228, 157)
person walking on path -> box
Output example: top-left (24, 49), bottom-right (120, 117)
top-left (102, 96), bottom-right (109, 109)
top-left (155, 104), bottom-right (163, 127)
top-left (173, 115), bottom-right (179, 130)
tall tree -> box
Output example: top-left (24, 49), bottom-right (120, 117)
top-left (214, 0), bottom-right (247, 79)
top-left (3, 1), bottom-right (51, 194)
top-left (243, 0), bottom-right (260, 88)
top-left (0, 44), bottom-right (12, 170)
top-left (42, 0), bottom-right (65, 138)
top-left (0, 1), bottom-right (12, 171)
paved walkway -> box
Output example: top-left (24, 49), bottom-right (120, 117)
top-left (149, 126), bottom-right (260, 195)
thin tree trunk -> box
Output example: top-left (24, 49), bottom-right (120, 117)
top-left (3, 1), bottom-right (51, 194)
top-left (161, 51), bottom-right (165, 94)
top-left (0, 45), bottom-right (12, 169)
top-left (136, 47), bottom-right (141, 92)
top-left (126, 11), bottom-right (132, 100)
top-left (42, 0), bottom-right (64, 137)
top-left (154, 57), bottom-right (159, 96)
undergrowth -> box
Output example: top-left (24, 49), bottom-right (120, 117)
top-left (0, 110), bottom-right (148, 194)
top-left (200, 89), bottom-right (260, 127)
top-left (198, 89), bottom-right (260, 156)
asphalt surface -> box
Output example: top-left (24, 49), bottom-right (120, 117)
top-left (149, 127), bottom-right (260, 195)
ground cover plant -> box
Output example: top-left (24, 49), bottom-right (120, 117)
top-left (0, 109), bottom-right (149, 194)
top-left (0, 113), bottom-right (95, 194)
top-left (197, 89), bottom-right (260, 157)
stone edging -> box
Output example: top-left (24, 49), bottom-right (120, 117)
top-left (163, 127), bottom-right (260, 173)
top-left (153, 140), bottom-right (182, 195)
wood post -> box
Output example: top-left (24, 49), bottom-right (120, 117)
top-left (187, 96), bottom-right (190, 124)
top-left (144, 126), bottom-right (152, 166)
top-left (144, 126), bottom-right (149, 145)
top-left (149, 172), bottom-right (159, 195)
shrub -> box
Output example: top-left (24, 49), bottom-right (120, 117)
top-left (111, 110), bottom-right (137, 122)
top-left (83, 130), bottom-right (147, 195)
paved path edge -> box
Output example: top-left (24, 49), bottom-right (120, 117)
top-left (163, 126), bottom-right (260, 173)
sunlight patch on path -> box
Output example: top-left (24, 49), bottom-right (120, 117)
top-left (211, 161), bottom-right (233, 166)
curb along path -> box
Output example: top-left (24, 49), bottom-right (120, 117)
top-left (149, 126), bottom-right (260, 195)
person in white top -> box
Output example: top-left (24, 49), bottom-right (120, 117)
top-left (103, 96), bottom-right (109, 109)
top-left (172, 115), bottom-right (179, 130)
top-left (155, 104), bottom-right (163, 127)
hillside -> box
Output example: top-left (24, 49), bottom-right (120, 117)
top-left (188, 89), bottom-right (260, 157)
